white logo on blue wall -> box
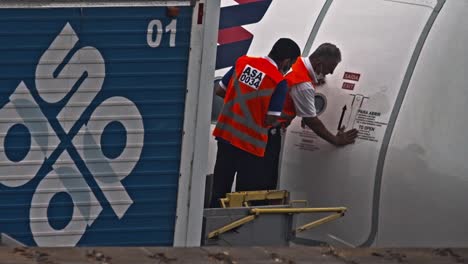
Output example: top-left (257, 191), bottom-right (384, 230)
top-left (0, 23), bottom-right (145, 246)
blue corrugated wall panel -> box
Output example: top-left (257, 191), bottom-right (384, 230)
top-left (0, 6), bottom-right (193, 246)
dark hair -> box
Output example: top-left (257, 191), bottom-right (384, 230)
top-left (310, 43), bottom-right (341, 62)
top-left (268, 38), bottom-right (301, 62)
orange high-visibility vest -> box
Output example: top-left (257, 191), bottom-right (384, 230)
top-left (213, 56), bottom-right (284, 157)
top-left (282, 57), bottom-right (316, 120)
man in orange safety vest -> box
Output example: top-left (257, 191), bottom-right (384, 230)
top-left (210, 38), bottom-right (301, 207)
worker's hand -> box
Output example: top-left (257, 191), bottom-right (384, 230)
top-left (265, 115), bottom-right (280, 127)
top-left (335, 126), bottom-right (358, 146)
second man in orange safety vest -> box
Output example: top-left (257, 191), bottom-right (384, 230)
top-left (263, 43), bottom-right (359, 190)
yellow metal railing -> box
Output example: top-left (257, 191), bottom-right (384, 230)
top-left (208, 190), bottom-right (347, 239)
top-left (220, 190), bottom-right (289, 208)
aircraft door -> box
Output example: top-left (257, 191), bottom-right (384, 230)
top-left (280, 0), bottom-right (439, 246)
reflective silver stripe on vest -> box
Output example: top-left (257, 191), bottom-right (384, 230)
top-left (216, 72), bottom-right (275, 147)
top-left (216, 121), bottom-right (266, 148)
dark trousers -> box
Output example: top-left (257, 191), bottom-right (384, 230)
top-left (263, 127), bottom-right (282, 190)
top-left (210, 128), bottom-right (282, 208)
top-left (210, 140), bottom-right (266, 207)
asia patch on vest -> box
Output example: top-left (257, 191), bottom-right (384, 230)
top-left (239, 64), bottom-right (266, 90)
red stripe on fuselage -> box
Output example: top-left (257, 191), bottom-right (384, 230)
top-left (218, 27), bottom-right (253, 45)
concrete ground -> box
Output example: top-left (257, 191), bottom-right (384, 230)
top-left (0, 246), bottom-right (467, 264)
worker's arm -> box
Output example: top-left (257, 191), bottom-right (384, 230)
top-left (265, 80), bottom-right (288, 126)
top-left (302, 116), bottom-right (358, 146)
top-left (290, 82), bottom-right (357, 146)
top-left (214, 67), bottom-right (234, 98)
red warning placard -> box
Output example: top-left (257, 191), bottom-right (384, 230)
top-left (343, 72), bottom-right (361, 81)
top-left (342, 82), bottom-right (355, 90)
